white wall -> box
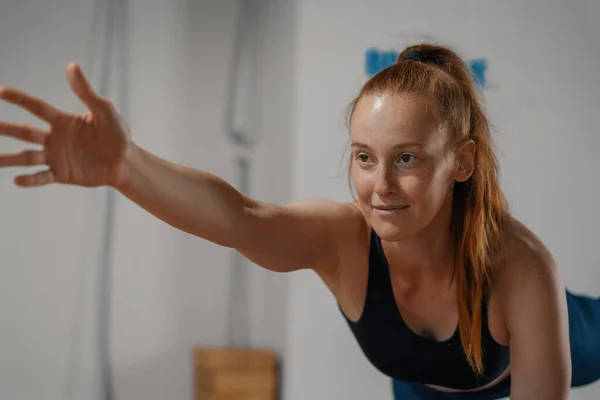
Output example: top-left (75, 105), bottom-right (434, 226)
top-left (0, 0), bottom-right (293, 399)
top-left (283, 1), bottom-right (600, 400)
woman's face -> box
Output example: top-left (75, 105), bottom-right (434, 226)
top-left (350, 92), bottom-right (473, 241)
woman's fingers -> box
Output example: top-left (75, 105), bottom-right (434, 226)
top-left (0, 150), bottom-right (47, 167)
top-left (0, 87), bottom-right (60, 123)
top-left (0, 63), bottom-right (111, 128)
top-left (14, 169), bottom-right (56, 187)
top-left (0, 122), bottom-right (48, 144)
top-left (66, 62), bottom-right (108, 114)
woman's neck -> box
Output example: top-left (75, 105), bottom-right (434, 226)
top-left (381, 196), bottom-right (456, 283)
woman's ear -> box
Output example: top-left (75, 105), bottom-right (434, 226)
top-left (454, 139), bottom-right (476, 182)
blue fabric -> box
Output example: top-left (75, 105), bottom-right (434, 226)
top-left (393, 377), bottom-right (510, 400)
top-left (392, 289), bottom-right (600, 399)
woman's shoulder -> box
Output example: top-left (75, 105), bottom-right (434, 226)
top-left (340, 200), bottom-right (371, 239)
top-left (491, 216), bottom-right (565, 317)
top-left (496, 217), bottom-right (556, 273)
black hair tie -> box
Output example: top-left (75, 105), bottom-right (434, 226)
top-left (401, 50), bottom-right (443, 66)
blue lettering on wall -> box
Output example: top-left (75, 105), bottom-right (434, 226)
top-left (365, 48), bottom-right (488, 89)
top-left (468, 58), bottom-right (487, 89)
top-left (365, 48), bottom-right (399, 76)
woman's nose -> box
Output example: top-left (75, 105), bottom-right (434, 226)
top-left (373, 166), bottom-right (397, 196)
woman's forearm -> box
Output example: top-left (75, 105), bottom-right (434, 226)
top-left (115, 143), bottom-right (253, 247)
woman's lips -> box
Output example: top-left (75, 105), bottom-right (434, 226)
top-left (373, 205), bottom-right (409, 214)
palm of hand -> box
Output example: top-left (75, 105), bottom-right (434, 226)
top-left (0, 63), bottom-right (130, 188)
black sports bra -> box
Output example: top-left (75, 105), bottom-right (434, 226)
top-left (339, 229), bottom-right (510, 390)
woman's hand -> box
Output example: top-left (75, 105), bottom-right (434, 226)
top-left (0, 63), bottom-right (131, 188)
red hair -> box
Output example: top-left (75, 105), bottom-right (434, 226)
top-left (347, 43), bottom-right (510, 376)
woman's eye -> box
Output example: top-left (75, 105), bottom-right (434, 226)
top-left (398, 154), bottom-right (417, 164)
top-left (358, 154), bottom-right (371, 163)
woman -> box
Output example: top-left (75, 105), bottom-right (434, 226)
top-left (0, 43), bottom-right (598, 399)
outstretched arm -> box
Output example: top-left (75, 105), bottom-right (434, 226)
top-left (118, 149), bottom-right (363, 272)
top-left (0, 63), bottom-right (365, 274)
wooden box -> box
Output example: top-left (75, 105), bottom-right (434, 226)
top-left (193, 347), bottom-right (278, 400)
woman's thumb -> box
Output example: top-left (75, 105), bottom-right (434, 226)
top-left (66, 63), bottom-right (105, 113)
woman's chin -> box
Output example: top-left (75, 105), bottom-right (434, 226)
top-left (370, 218), bottom-right (415, 242)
